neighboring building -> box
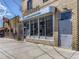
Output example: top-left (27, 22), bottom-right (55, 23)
top-left (22, 0), bottom-right (78, 50)
top-left (10, 16), bottom-right (20, 39)
top-left (4, 16), bottom-right (21, 39)
top-left (3, 17), bottom-right (13, 38)
top-left (10, 16), bottom-right (24, 40)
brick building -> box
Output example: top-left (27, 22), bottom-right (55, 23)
top-left (22, 0), bottom-right (78, 50)
top-left (10, 16), bottom-right (20, 39)
top-left (4, 16), bottom-right (21, 39)
top-left (3, 17), bottom-right (13, 38)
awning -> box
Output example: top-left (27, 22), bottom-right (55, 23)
top-left (22, 6), bottom-right (55, 21)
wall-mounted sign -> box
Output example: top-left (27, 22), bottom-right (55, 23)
top-left (23, 6), bottom-right (55, 21)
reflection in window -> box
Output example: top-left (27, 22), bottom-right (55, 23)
top-left (27, 0), bottom-right (32, 10)
top-left (39, 17), bottom-right (45, 36)
top-left (24, 21), bottom-right (29, 36)
top-left (30, 20), bottom-right (34, 35)
top-left (24, 15), bottom-right (53, 37)
top-left (60, 11), bottom-right (72, 20)
top-left (34, 19), bottom-right (38, 35)
top-left (59, 11), bottom-right (72, 34)
top-left (46, 15), bottom-right (53, 36)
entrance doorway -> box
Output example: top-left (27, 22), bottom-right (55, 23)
top-left (59, 10), bottom-right (72, 49)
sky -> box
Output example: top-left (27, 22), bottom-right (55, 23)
top-left (0, 0), bottom-right (22, 27)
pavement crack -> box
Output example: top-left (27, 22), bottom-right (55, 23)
top-left (68, 52), bottom-right (76, 59)
top-left (49, 41), bottom-right (72, 59)
top-left (52, 47), bottom-right (67, 59)
top-left (36, 45), bottom-right (55, 59)
top-left (0, 49), bottom-right (12, 59)
top-left (0, 48), bottom-right (17, 59)
top-left (33, 53), bottom-right (45, 59)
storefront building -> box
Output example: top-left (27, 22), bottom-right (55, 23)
top-left (22, 0), bottom-right (78, 50)
top-left (23, 6), bottom-right (55, 43)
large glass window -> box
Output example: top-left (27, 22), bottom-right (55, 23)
top-left (27, 0), bottom-right (32, 10)
top-left (24, 15), bottom-right (53, 37)
top-left (60, 11), bottom-right (72, 20)
top-left (24, 21), bottom-right (29, 36)
top-left (39, 17), bottom-right (45, 36)
top-left (34, 19), bottom-right (38, 35)
top-left (30, 19), bottom-right (38, 36)
top-left (46, 15), bottom-right (53, 36)
top-left (39, 15), bottom-right (53, 36)
top-left (59, 11), bottom-right (72, 34)
top-left (30, 20), bottom-right (34, 35)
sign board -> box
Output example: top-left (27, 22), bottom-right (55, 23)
top-left (23, 6), bottom-right (55, 21)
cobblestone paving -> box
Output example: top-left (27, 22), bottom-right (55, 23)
top-left (0, 38), bottom-right (79, 59)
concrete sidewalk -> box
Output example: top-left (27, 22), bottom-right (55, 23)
top-left (0, 38), bottom-right (78, 59)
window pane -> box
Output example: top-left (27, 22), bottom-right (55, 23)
top-left (59, 11), bottom-right (72, 34)
top-left (30, 20), bottom-right (34, 35)
top-left (27, 0), bottom-right (32, 10)
top-left (46, 15), bottom-right (53, 36)
top-left (60, 11), bottom-right (72, 20)
top-left (24, 21), bottom-right (29, 36)
top-left (39, 17), bottom-right (45, 36)
top-left (33, 19), bottom-right (38, 35)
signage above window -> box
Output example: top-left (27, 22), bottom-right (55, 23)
top-left (23, 6), bottom-right (55, 21)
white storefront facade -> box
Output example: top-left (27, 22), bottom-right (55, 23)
top-left (22, 6), bottom-right (55, 43)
